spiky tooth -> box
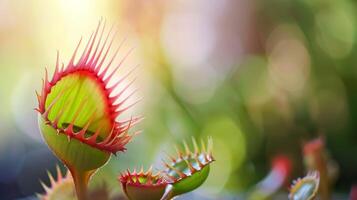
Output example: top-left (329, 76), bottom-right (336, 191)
top-left (208, 136), bottom-right (213, 156)
top-left (108, 77), bottom-right (137, 103)
top-left (183, 159), bottom-right (196, 174)
top-left (75, 126), bottom-right (87, 139)
top-left (94, 28), bottom-right (118, 73)
top-left (200, 138), bottom-right (206, 154)
top-left (40, 181), bottom-right (51, 193)
top-left (111, 89), bottom-right (138, 111)
top-left (163, 161), bottom-right (170, 169)
top-left (44, 68), bottom-right (50, 92)
top-left (36, 193), bottom-right (43, 199)
top-left (52, 110), bottom-right (63, 129)
top-left (35, 91), bottom-right (44, 113)
top-left (113, 98), bottom-right (141, 119)
top-left (98, 61), bottom-right (111, 80)
top-left (128, 172), bottom-right (134, 183)
top-left (86, 125), bottom-right (102, 143)
top-left (166, 164), bottom-right (187, 179)
top-left (117, 118), bottom-right (143, 133)
top-left (100, 127), bottom-right (116, 145)
top-left (165, 152), bottom-right (176, 163)
top-left (140, 166), bottom-right (144, 174)
top-left (107, 137), bottom-right (126, 149)
top-left (35, 91), bottom-right (41, 103)
top-left (194, 156), bottom-right (204, 169)
top-left (87, 20), bottom-right (106, 67)
top-left (153, 171), bottom-right (161, 178)
top-left (67, 99), bottom-right (88, 129)
top-left (133, 130), bottom-right (142, 136)
top-left (56, 166), bottom-right (62, 182)
top-left (81, 20), bottom-right (102, 67)
top-left (147, 165), bottom-right (153, 174)
top-left (64, 124), bottom-right (74, 137)
top-left (40, 82), bottom-right (46, 107)
top-left (119, 117), bottom-right (133, 133)
top-left (134, 176), bottom-right (140, 184)
top-left (42, 89), bottom-right (66, 119)
top-left (120, 172), bottom-right (125, 178)
top-left (106, 142), bottom-right (126, 153)
top-left (174, 145), bottom-right (183, 159)
top-left (77, 31), bottom-right (94, 67)
top-left (192, 137), bottom-right (199, 155)
top-left (146, 174), bottom-right (152, 185)
top-left (76, 110), bottom-right (97, 138)
top-left (104, 131), bottom-right (127, 147)
top-left (52, 51), bottom-right (60, 82)
top-left (183, 140), bottom-right (191, 157)
top-left (133, 169), bottom-right (139, 183)
top-left (52, 96), bottom-right (74, 129)
top-left (68, 37), bottom-right (83, 67)
top-left (102, 47), bottom-right (131, 84)
top-left (47, 171), bottom-right (56, 186)
top-left (205, 154), bottom-right (211, 163)
top-left (92, 23), bottom-right (114, 69)
top-left (175, 145), bottom-right (184, 159)
top-left (103, 48), bottom-right (133, 85)
top-left (120, 135), bottom-right (133, 146)
top-left (112, 101), bottom-right (139, 122)
top-left (60, 63), bottom-right (65, 73)
top-left (119, 115), bottom-right (144, 125)
top-left (103, 64), bottom-right (120, 85)
top-left (98, 37), bottom-right (126, 80)
top-left (209, 154), bottom-right (216, 162)
top-left (108, 63), bottom-right (139, 94)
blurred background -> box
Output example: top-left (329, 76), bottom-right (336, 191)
top-left (0, 0), bottom-right (357, 199)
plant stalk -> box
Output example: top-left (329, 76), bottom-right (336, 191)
top-left (71, 169), bottom-right (94, 200)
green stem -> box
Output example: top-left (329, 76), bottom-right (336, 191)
top-left (71, 169), bottom-right (94, 200)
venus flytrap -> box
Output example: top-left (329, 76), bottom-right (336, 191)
top-left (161, 137), bottom-right (214, 199)
top-left (38, 166), bottom-right (75, 200)
top-left (36, 20), bottom-right (140, 200)
top-left (289, 171), bottom-right (320, 200)
top-left (119, 167), bottom-right (168, 200)
top-left (38, 167), bottom-right (113, 200)
top-left (303, 137), bottom-right (337, 200)
top-left (119, 137), bottom-right (214, 200)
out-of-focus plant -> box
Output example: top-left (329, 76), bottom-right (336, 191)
top-left (38, 166), bottom-right (74, 200)
top-left (119, 137), bottom-right (214, 200)
top-left (38, 166), bottom-right (114, 200)
top-left (36, 20), bottom-right (140, 200)
top-left (249, 155), bottom-right (292, 200)
top-left (303, 137), bottom-right (338, 200)
top-left (289, 171), bottom-right (320, 200)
